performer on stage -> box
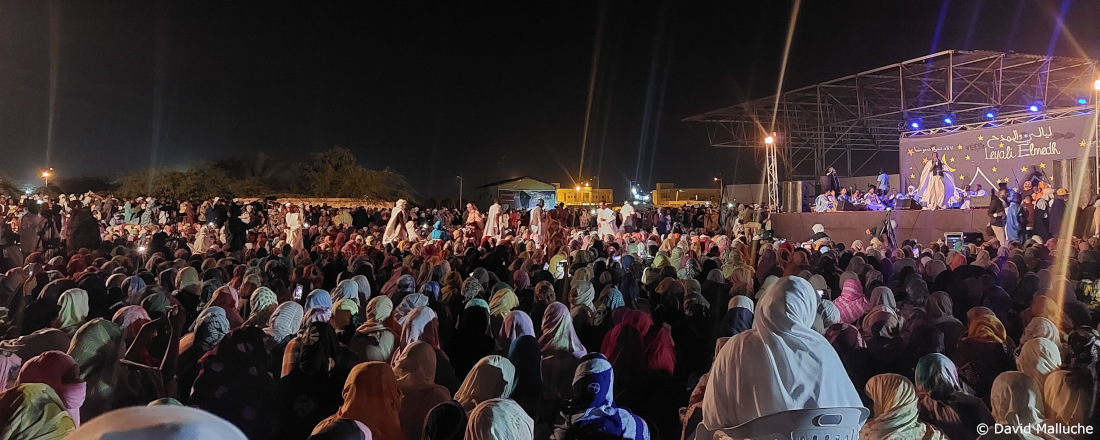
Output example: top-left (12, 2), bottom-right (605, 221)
top-left (913, 152), bottom-right (955, 210)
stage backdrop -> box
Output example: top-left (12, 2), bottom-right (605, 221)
top-left (899, 113), bottom-right (1095, 191)
top-left (498, 190), bottom-right (556, 211)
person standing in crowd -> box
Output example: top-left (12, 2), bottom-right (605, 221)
top-left (988, 188), bottom-right (1007, 244)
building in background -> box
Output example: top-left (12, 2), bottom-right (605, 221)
top-left (650, 183), bottom-right (721, 207)
top-left (474, 176), bottom-right (557, 210)
top-left (555, 182), bottom-right (613, 206)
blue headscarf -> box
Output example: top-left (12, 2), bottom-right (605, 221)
top-left (562, 353), bottom-right (651, 440)
top-left (421, 281), bottom-right (442, 301)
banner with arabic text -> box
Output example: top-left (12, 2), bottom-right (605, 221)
top-left (898, 113), bottom-right (1095, 191)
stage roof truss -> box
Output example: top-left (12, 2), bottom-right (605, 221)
top-left (685, 50), bottom-right (1098, 181)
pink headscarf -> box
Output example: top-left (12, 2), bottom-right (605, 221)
top-left (832, 278), bottom-right (870, 324)
top-left (16, 350), bottom-right (87, 426)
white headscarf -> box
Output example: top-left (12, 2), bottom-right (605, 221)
top-left (264, 302), bottom-right (304, 344)
top-left (465, 398), bottom-right (533, 440)
top-left (455, 355), bottom-right (516, 412)
top-left (1043, 370), bottom-right (1091, 426)
top-left (334, 280), bottom-right (360, 306)
top-left (703, 276), bottom-right (862, 430)
top-left (1016, 338), bottom-right (1060, 389)
top-left (989, 372), bottom-right (1051, 434)
top-left (68, 405), bottom-right (247, 439)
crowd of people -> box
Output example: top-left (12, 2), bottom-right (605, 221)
top-left (0, 190), bottom-right (1096, 439)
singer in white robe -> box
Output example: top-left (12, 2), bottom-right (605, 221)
top-left (620, 201), bottom-right (636, 233)
top-left (596, 203), bottom-right (618, 237)
top-left (485, 201), bottom-right (503, 241)
top-left (285, 205), bottom-right (304, 251)
top-left (382, 199), bottom-right (408, 246)
top-left (529, 200), bottom-right (546, 247)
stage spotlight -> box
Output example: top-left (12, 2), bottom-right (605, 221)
top-left (1029, 104), bottom-right (1040, 112)
top-left (943, 117), bottom-right (953, 124)
top-left (1078, 98), bottom-right (1088, 105)
top-left (985, 112), bottom-right (995, 119)
top-left (910, 122), bottom-right (920, 129)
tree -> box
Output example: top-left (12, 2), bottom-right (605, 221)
top-left (116, 166), bottom-right (270, 200)
top-left (298, 147), bottom-right (418, 201)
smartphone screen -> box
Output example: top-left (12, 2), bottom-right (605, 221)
top-left (816, 289), bottom-right (824, 298)
top-left (294, 285), bottom-right (304, 301)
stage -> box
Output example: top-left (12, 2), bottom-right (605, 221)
top-left (771, 207), bottom-right (1100, 247)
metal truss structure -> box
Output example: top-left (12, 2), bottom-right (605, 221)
top-left (684, 50), bottom-right (1099, 181)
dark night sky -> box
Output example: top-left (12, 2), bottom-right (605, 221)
top-left (1, 0), bottom-right (1098, 197)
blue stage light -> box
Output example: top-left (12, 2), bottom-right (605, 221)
top-left (986, 112), bottom-right (995, 119)
top-left (943, 117), bottom-right (952, 124)
top-left (910, 122), bottom-right (920, 129)
top-left (1029, 105), bottom-right (1039, 112)
top-left (1078, 98), bottom-right (1088, 105)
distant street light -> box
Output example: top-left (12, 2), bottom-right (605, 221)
top-left (41, 168), bottom-right (53, 187)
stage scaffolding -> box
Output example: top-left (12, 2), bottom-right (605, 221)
top-left (684, 50), bottom-right (1099, 181)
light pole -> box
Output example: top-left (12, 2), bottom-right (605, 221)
top-left (41, 168), bottom-right (53, 188)
top-left (456, 175), bottom-right (463, 209)
top-left (764, 134), bottom-right (779, 213)
top-left (714, 174), bottom-right (724, 226)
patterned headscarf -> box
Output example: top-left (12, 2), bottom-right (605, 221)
top-left (562, 354), bottom-right (650, 440)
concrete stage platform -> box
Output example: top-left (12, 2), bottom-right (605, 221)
top-left (772, 207), bottom-right (1100, 247)
top-left (771, 209), bottom-right (991, 247)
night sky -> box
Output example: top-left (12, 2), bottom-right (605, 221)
top-left (1, 0), bottom-right (1098, 197)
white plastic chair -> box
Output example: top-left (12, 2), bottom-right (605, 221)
top-left (694, 407), bottom-right (870, 440)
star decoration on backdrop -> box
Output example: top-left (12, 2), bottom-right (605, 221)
top-left (909, 173), bottom-right (915, 179)
top-left (922, 158), bottom-right (928, 164)
top-left (950, 157), bottom-right (955, 162)
top-left (957, 144), bottom-right (963, 149)
top-left (992, 167), bottom-right (997, 172)
top-left (998, 142), bottom-right (1005, 148)
top-left (907, 149), bottom-right (914, 156)
top-left (1039, 162), bottom-right (1046, 169)
top-left (1021, 166), bottom-right (1028, 172)
top-left (959, 175), bottom-right (966, 180)
top-left (1082, 140), bottom-right (1088, 147)
top-left (978, 135), bottom-right (984, 140)
top-left (965, 155), bottom-right (971, 160)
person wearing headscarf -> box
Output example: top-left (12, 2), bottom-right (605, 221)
top-left (714, 295), bottom-right (753, 340)
top-left (499, 310), bottom-right (535, 352)
top-left (913, 354), bottom-right (994, 440)
top-left (349, 296), bottom-right (398, 365)
top-left (554, 353), bottom-right (649, 440)
top-left (927, 291), bottom-right (965, 357)
top-left (176, 306), bottom-right (231, 402)
top-left (833, 277), bottom-right (870, 324)
top-left (206, 286), bottom-right (244, 329)
top-left (393, 292), bottom-right (428, 326)
top-left (14, 350), bottom-right (85, 427)
top-left (382, 200), bottom-right (409, 247)
top-left (952, 310), bottom-right (1016, 400)
top-left (702, 277), bottom-right (862, 432)
top-left (423, 400), bottom-right (467, 440)
top-left (455, 355), bottom-right (516, 412)
top-left (276, 322), bottom-right (349, 440)
top-left (980, 372), bottom-right (1057, 440)
top-left (68, 405), bottom-right (247, 440)
top-left (0, 383), bottom-right (75, 440)
top-left (393, 341), bottom-right (450, 440)
top-left (1019, 317), bottom-right (1062, 350)
top-left (68, 318), bottom-right (165, 421)
top-left (539, 301), bottom-right (588, 408)
top-left (263, 301), bottom-right (304, 376)
top-left (315, 361), bottom-right (403, 440)
top-left (112, 305), bottom-right (151, 347)
top-left (242, 286), bottom-right (278, 329)
top-left (190, 327), bottom-right (276, 439)
top-left (488, 288), bottom-right (519, 338)
top-left (466, 398), bottom-right (534, 440)
top-left (860, 373), bottom-right (948, 440)
top-left (445, 303), bottom-right (496, 382)
top-left (303, 289), bottom-right (334, 326)
top-left (506, 334), bottom-right (542, 420)
top-left (56, 288), bottom-right (90, 335)
top-left (1016, 338), bottom-right (1060, 392)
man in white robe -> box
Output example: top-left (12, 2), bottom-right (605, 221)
top-left (596, 202), bottom-right (618, 237)
top-left (285, 204), bottom-right (305, 252)
top-left (620, 201), bottom-right (636, 233)
top-left (382, 199), bottom-right (408, 246)
top-left (485, 200), bottom-right (503, 241)
top-left (529, 199), bottom-right (546, 247)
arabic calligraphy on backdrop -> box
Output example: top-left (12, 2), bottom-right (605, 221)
top-left (898, 113), bottom-right (1095, 190)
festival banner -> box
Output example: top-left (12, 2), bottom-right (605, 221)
top-left (898, 113), bottom-right (1095, 191)
top-left (498, 190), bottom-right (557, 211)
